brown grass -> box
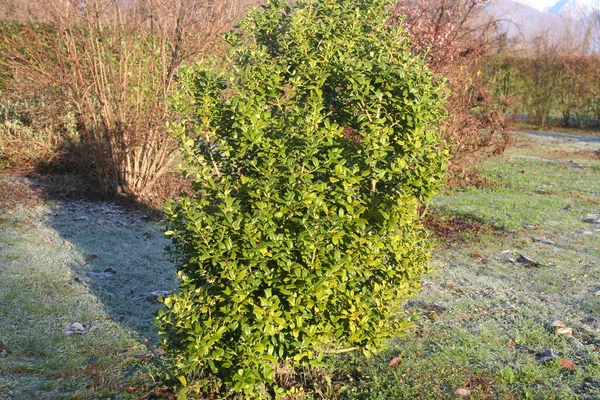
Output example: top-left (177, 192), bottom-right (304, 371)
top-left (547, 149), bottom-right (600, 160)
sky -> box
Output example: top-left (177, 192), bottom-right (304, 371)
top-left (514, 0), bottom-right (600, 11)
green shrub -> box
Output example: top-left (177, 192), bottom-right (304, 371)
top-left (158, 0), bottom-right (448, 396)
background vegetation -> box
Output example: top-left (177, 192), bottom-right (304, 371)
top-left (487, 55), bottom-right (600, 129)
top-left (0, 0), bottom-right (520, 201)
top-left (0, 1), bottom-right (598, 201)
top-left (0, 0), bottom-right (251, 199)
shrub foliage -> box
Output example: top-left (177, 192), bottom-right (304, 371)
top-left (159, 0), bottom-right (448, 395)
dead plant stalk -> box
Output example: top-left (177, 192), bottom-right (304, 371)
top-left (1, 0), bottom-right (250, 196)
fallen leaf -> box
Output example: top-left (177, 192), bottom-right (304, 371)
top-left (533, 237), bottom-right (555, 245)
top-left (389, 356), bottom-right (402, 367)
top-left (570, 339), bottom-right (585, 350)
top-left (555, 327), bottom-right (573, 336)
top-left (64, 241), bottom-right (73, 247)
top-left (87, 254), bottom-right (98, 260)
top-left (515, 254), bottom-right (542, 267)
top-left (550, 320), bottom-right (566, 328)
top-left (454, 388), bottom-right (471, 397)
top-left (73, 277), bottom-right (88, 287)
top-left (507, 341), bottom-right (518, 349)
top-left (559, 359), bottom-right (576, 370)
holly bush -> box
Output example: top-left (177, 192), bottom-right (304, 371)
top-left (158, 0), bottom-right (448, 396)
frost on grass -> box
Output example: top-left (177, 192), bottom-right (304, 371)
top-left (0, 195), bottom-right (177, 398)
top-left (338, 132), bottom-right (600, 399)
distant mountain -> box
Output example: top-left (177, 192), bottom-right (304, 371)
top-left (546, 0), bottom-right (597, 20)
top-left (482, 0), bottom-right (600, 53)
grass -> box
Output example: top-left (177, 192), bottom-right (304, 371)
top-left (0, 197), bottom-right (177, 399)
top-left (323, 132), bottom-right (600, 399)
top-left (1, 131), bottom-right (599, 399)
top-left (515, 122), bottom-right (600, 136)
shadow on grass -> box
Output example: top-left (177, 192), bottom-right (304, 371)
top-left (0, 172), bottom-right (178, 345)
top-left (0, 172), bottom-right (184, 398)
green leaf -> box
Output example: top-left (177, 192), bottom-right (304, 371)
top-left (160, 0), bottom-right (447, 395)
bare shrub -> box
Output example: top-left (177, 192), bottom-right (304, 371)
top-left (394, 0), bottom-right (511, 182)
top-left (0, 90), bottom-right (75, 170)
top-left (486, 54), bottom-right (600, 129)
top-left (1, 0), bottom-right (249, 197)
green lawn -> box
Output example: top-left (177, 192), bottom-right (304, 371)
top-left (1, 131), bottom-right (599, 399)
top-left (326, 132), bottom-right (600, 399)
top-left (0, 198), bottom-right (177, 399)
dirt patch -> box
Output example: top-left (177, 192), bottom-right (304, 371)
top-left (144, 172), bottom-right (191, 210)
top-left (0, 172), bottom-right (165, 216)
top-left (0, 169), bottom-right (190, 212)
top-left (460, 370), bottom-right (504, 399)
top-left (0, 171), bottom-right (99, 208)
top-left (424, 210), bottom-right (493, 243)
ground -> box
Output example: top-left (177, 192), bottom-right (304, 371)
top-left (0, 131), bottom-right (599, 399)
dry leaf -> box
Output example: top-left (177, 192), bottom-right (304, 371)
top-left (64, 241), bottom-right (73, 247)
top-left (515, 254), bottom-right (542, 267)
top-left (555, 327), bottom-right (573, 336)
top-left (507, 341), bottom-right (518, 349)
top-left (454, 388), bottom-right (471, 397)
top-left (389, 356), bottom-right (402, 367)
top-left (559, 359), bottom-right (576, 370)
